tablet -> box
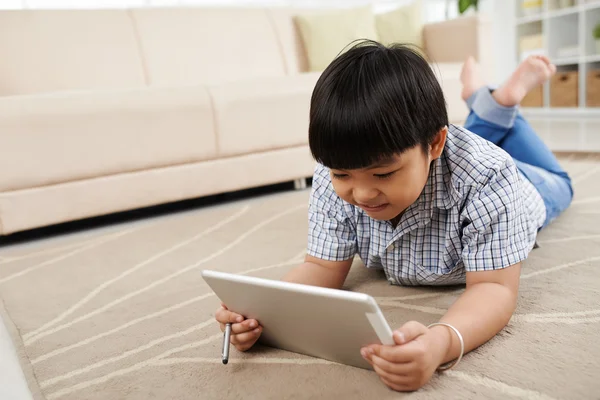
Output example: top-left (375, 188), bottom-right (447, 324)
top-left (201, 269), bottom-right (394, 370)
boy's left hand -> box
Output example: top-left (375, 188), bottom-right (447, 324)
top-left (360, 321), bottom-right (450, 392)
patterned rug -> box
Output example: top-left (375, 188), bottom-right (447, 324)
top-left (0, 154), bottom-right (599, 400)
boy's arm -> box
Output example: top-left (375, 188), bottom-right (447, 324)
top-left (363, 160), bottom-right (530, 391)
top-left (363, 263), bottom-right (520, 391)
top-left (362, 263), bottom-right (521, 392)
top-left (294, 163), bottom-right (357, 290)
top-left (427, 262), bottom-right (520, 365)
top-left (429, 159), bottom-right (525, 362)
top-left (282, 255), bottom-right (353, 289)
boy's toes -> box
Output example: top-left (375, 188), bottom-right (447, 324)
top-left (526, 56), bottom-right (553, 81)
top-left (533, 54), bottom-right (552, 66)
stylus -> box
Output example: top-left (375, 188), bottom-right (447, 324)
top-left (222, 323), bottom-right (232, 364)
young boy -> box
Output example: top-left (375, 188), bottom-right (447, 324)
top-left (215, 42), bottom-right (573, 391)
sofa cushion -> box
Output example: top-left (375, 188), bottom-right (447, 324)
top-left (268, 8), bottom-right (310, 75)
top-left (210, 73), bottom-right (320, 157)
top-left (131, 8), bottom-right (287, 86)
top-left (0, 86), bottom-right (216, 192)
top-left (294, 6), bottom-right (379, 72)
top-left (375, 1), bottom-right (424, 50)
top-left (423, 15), bottom-right (494, 82)
top-left (0, 10), bottom-right (146, 96)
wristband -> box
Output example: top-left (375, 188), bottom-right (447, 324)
top-left (427, 322), bottom-right (464, 371)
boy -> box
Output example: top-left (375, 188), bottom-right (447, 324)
top-left (215, 41), bottom-right (573, 391)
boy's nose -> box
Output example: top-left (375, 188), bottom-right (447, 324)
top-left (353, 187), bottom-right (379, 204)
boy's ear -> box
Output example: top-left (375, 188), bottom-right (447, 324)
top-left (429, 126), bottom-right (448, 160)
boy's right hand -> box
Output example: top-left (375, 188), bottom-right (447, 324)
top-left (215, 304), bottom-right (262, 352)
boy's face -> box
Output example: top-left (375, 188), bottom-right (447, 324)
top-left (329, 128), bottom-right (447, 222)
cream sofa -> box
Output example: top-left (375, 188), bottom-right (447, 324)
top-left (0, 8), bottom-right (492, 235)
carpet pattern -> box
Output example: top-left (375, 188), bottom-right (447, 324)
top-left (0, 154), bottom-right (599, 400)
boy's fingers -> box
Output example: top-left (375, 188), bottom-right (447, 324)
top-left (234, 342), bottom-right (254, 352)
top-left (215, 308), bottom-right (244, 324)
top-left (380, 376), bottom-right (410, 392)
top-left (373, 362), bottom-right (413, 387)
top-left (231, 327), bottom-right (262, 345)
top-left (360, 348), bottom-right (374, 366)
top-left (534, 54), bottom-right (551, 65)
top-left (214, 307), bottom-right (227, 323)
top-left (370, 344), bottom-right (415, 364)
top-left (363, 345), bottom-right (381, 359)
top-left (221, 322), bottom-right (242, 334)
top-left (394, 321), bottom-right (428, 345)
top-left (231, 319), bottom-right (258, 334)
top-left (371, 355), bottom-right (414, 376)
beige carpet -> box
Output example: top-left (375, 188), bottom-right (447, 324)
top-left (1, 154), bottom-right (599, 400)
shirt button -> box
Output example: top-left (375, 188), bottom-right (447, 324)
top-left (386, 243), bottom-right (395, 251)
top-left (388, 277), bottom-right (396, 285)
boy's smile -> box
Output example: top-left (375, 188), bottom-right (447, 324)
top-left (329, 128), bottom-right (447, 223)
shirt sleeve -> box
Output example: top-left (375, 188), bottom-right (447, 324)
top-left (307, 164), bottom-right (357, 261)
top-left (460, 160), bottom-right (536, 272)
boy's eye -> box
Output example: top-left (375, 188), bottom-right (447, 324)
top-left (332, 173), bottom-right (349, 180)
top-left (374, 171), bottom-right (395, 179)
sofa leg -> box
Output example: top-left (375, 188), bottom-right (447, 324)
top-left (294, 178), bottom-right (307, 190)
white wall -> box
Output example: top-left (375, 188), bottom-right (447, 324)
top-left (483, 0), bottom-right (517, 84)
top-left (2, 0), bottom-right (23, 8)
top-left (9, 0), bottom-right (516, 83)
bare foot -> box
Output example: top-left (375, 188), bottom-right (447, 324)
top-left (460, 56), bottom-right (486, 102)
top-left (493, 55), bottom-right (556, 107)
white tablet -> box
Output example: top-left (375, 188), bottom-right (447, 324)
top-left (201, 269), bottom-right (394, 370)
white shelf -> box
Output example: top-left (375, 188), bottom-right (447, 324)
top-left (583, 1), bottom-right (600, 11)
top-left (521, 107), bottom-right (600, 117)
top-left (540, 55), bottom-right (600, 65)
top-left (554, 56), bottom-right (581, 65)
top-left (515, 0), bottom-right (600, 112)
top-left (517, 14), bottom-right (544, 24)
top-left (517, 4), bottom-right (591, 24)
top-left (547, 6), bottom-right (580, 18)
top-left (584, 54), bottom-right (600, 62)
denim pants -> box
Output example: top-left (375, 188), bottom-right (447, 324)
top-left (464, 87), bottom-right (574, 229)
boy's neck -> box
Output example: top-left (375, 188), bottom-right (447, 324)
top-left (389, 212), bottom-right (404, 228)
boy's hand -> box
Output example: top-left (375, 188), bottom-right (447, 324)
top-left (360, 321), bottom-right (450, 392)
top-left (215, 304), bottom-right (262, 352)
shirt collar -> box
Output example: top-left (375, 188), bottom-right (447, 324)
top-left (421, 150), bottom-right (461, 213)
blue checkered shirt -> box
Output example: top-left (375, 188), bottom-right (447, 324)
top-left (307, 125), bottom-right (546, 286)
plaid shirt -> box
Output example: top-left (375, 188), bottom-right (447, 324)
top-left (307, 125), bottom-right (546, 286)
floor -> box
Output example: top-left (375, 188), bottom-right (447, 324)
top-left (525, 114), bottom-right (600, 152)
top-left (0, 182), bottom-right (298, 400)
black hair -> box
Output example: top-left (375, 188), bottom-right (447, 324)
top-left (308, 40), bottom-right (448, 170)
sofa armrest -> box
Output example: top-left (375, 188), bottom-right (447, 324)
top-left (423, 14), bottom-right (494, 82)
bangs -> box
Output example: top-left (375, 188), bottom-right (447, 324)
top-left (309, 86), bottom-right (418, 170)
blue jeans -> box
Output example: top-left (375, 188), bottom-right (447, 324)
top-left (464, 87), bottom-right (574, 229)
